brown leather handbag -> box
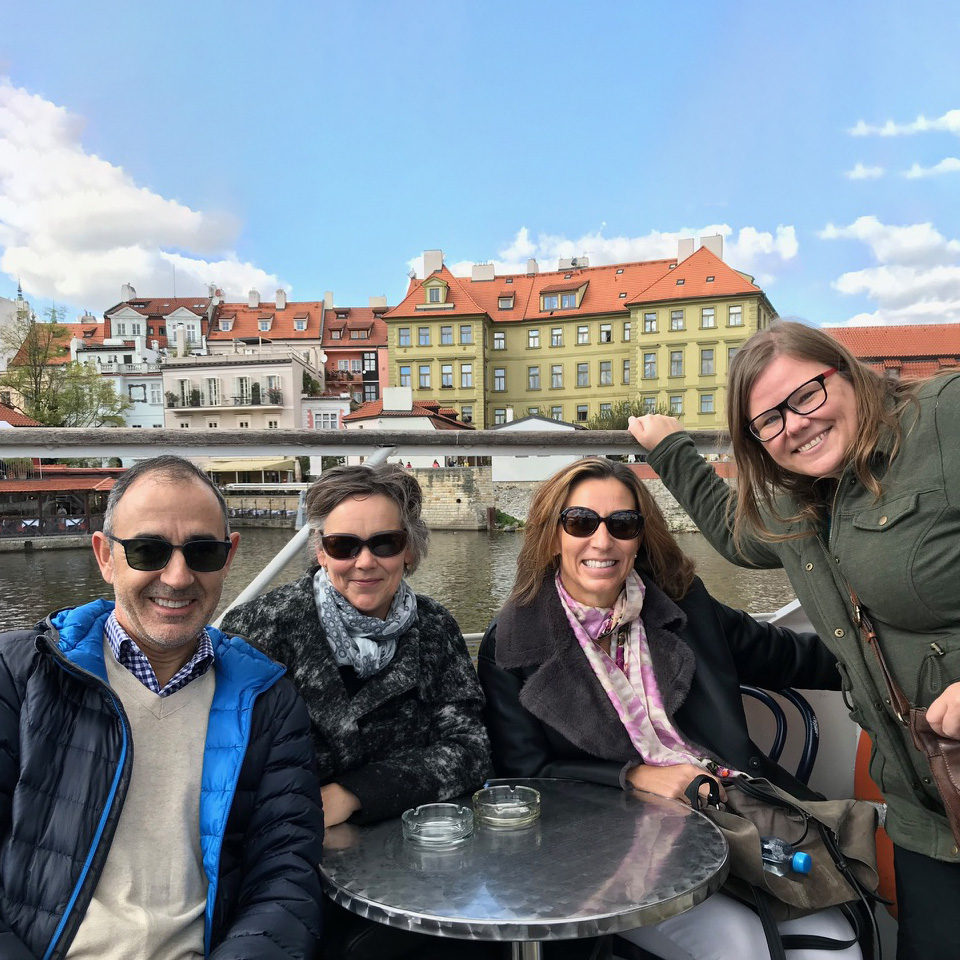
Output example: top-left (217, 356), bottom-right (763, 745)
top-left (848, 588), bottom-right (960, 845)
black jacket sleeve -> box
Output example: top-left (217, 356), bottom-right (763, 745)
top-left (478, 621), bottom-right (625, 788)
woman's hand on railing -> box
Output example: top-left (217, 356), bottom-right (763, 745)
top-left (627, 415), bottom-right (685, 452)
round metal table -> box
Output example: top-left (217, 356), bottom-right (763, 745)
top-left (321, 778), bottom-right (729, 959)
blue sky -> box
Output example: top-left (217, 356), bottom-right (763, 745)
top-left (2, 0), bottom-right (959, 326)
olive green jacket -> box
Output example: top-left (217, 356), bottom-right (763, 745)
top-left (646, 372), bottom-right (960, 862)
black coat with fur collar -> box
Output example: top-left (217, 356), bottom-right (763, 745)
top-left (221, 567), bottom-right (490, 823)
top-left (478, 573), bottom-right (840, 798)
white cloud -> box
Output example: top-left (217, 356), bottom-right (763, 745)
top-left (903, 157), bottom-right (960, 178)
top-left (0, 77), bottom-right (282, 312)
top-left (845, 163), bottom-right (884, 180)
top-left (821, 216), bottom-right (960, 324)
top-left (409, 223), bottom-right (799, 287)
top-left (849, 109), bottom-right (960, 137)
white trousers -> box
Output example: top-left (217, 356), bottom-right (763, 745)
top-left (616, 892), bottom-right (862, 960)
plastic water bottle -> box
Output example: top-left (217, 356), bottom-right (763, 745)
top-left (760, 836), bottom-right (812, 878)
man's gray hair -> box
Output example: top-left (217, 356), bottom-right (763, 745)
top-left (103, 456), bottom-right (230, 537)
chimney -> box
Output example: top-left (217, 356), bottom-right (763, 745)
top-left (526, 259), bottom-right (539, 275)
top-left (121, 282), bottom-right (137, 301)
top-left (382, 386), bottom-right (413, 412)
top-left (369, 295), bottom-right (388, 308)
top-left (276, 289), bottom-right (287, 309)
top-left (248, 289), bottom-right (260, 308)
top-left (677, 238), bottom-right (695, 263)
top-left (700, 234), bottom-right (724, 260)
top-left (324, 291), bottom-right (334, 309)
top-left (423, 250), bottom-right (444, 276)
top-left (471, 262), bottom-right (495, 281)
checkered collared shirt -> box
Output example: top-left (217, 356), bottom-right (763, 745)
top-left (105, 611), bottom-right (215, 698)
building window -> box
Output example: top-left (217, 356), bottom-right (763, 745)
top-left (461, 363), bottom-right (473, 388)
top-left (551, 405), bottom-right (563, 421)
top-left (622, 359), bottom-right (631, 384)
top-left (670, 310), bottom-right (684, 331)
top-left (398, 327), bottom-right (411, 347)
top-left (363, 383), bottom-right (379, 402)
top-left (599, 402), bottom-right (612, 417)
top-left (561, 292), bottom-right (577, 309)
top-left (623, 321), bottom-right (631, 342)
top-left (576, 404), bottom-right (588, 422)
top-left (418, 327), bottom-right (430, 346)
top-left (577, 363), bottom-right (589, 387)
top-left (494, 367), bottom-right (506, 391)
top-left (528, 328), bottom-right (540, 349)
top-left (701, 307), bottom-right (716, 329)
top-left (542, 294), bottom-right (559, 310)
top-left (528, 366), bottom-right (540, 390)
top-left (349, 329), bottom-right (369, 340)
top-left (701, 349), bottom-right (715, 376)
top-left (149, 383), bottom-right (162, 405)
top-left (267, 419), bottom-right (279, 429)
top-left (599, 361), bottom-right (612, 386)
top-left (597, 323), bottom-right (612, 344)
top-left (419, 365), bottom-right (431, 388)
top-left (461, 405), bottom-right (473, 423)
top-left (577, 325), bottom-right (589, 345)
top-left (330, 328), bottom-right (342, 340)
top-left (643, 312), bottom-right (657, 333)
top-left (337, 359), bottom-right (349, 372)
top-left (728, 305), bottom-right (743, 327)
top-left (428, 286), bottom-right (441, 303)
top-left (700, 394), bottom-right (715, 414)
top-left (499, 296), bottom-right (514, 309)
top-left (441, 363), bottom-right (453, 388)
top-left (728, 346), bottom-right (739, 366)
top-left (494, 408), bottom-right (507, 425)
top-left (180, 422), bottom-right (190, 428)
top-left (528, 406), bottom-right (540, 416)
top-left (440, 325), bottom-right (453, 345)
top-left (350, 359), bottom-right (362, 373)
top-left (670, 350), bottom-right (683, 377)
top-left (669, 395), bottom-right (683, 415)
top-left (363, 351), bottom-right (377, 372)
top-left (551, 327), bottom-right (563, 347)
top-left (218, 319), bottom-right (233, 332)
top-left (258, 320), bottom-right (270, 332)
top-left (207, 421), bottom-right (218, 429)
top-left (494, 332), bottom-right (506, 350)
top-left (294, 318), bottom-right (307, 331)
top-left (643, 353), bottom-right (657, 378)
top-left (642, 396), bottom-right (658, 414)
top-left (237, 420), bottom-right (249, 429)
top-left (551, 364), bottom-right (563, 388)
top-left (460, 324), bottom-right (473, 344)
top-left (399, 365), bottom-right (411, 387)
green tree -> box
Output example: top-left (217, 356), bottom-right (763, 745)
top-left (585, 399), bottom-right (672, 431)
top-left (0, 306), bottom-right (131, 426)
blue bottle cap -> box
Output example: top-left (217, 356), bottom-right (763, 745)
top-left (791, 851), bottom-right (812, 874)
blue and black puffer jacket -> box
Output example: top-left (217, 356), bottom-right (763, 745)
top-left (0, 599), bottom-right (324, 960)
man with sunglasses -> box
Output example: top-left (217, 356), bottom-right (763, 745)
top-left (0, 456), bottom-right (323, 960)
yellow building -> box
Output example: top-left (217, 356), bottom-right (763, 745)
top-left (383, 244), bottom-right (776, 429)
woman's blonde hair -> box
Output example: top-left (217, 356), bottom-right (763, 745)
top-left (727, 320), bottom-right (919, 544)
top-left (509, 457), bottom-right (695, 606)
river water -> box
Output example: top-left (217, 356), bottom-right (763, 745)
top-left (0, 527), bottom-right (794, 637)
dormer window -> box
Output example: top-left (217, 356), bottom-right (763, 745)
top-left (428, 287), bottom-right (441, 303)
top-left (499, 295), bottom-right (514, 309)
top-left (294, 317), bottom-right (307, 331)
top-left (676, 278), bottom-right (685, 285)
top-left (330, 328), bottom-right (343, 340)
top-left (219, 318), bottom-right (234, 332)
top-left (258, 319), bottom-right (271, 332)
top-left (422, 278), bottom-right (449, 306)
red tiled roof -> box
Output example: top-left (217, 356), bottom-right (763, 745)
top-left (210, 300), bottom-right (326, 342)
top-left (826, 323), bottom-right (960, 359)
top-left (386, 251), bottom-right (761, 324)
top-left (343, 398), bottom-right (473, 430)
top-left (321, 307), bottom-right (388, 348)
top-left (104, 297), bottom-right (211, 318)
top-left (12, 321), bottom-right (104, 367)
top-left (0, 477), bottom-right (116, 493)
top-left (0, 404), bottom-right (42, 427)
top-left (630, 247), bottom-right (760, 305)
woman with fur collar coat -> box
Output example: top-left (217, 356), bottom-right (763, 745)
top-left (478, 458), bottom-right (862, 960)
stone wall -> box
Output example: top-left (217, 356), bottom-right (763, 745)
top-left (412, 466), bottom-right (735, 533)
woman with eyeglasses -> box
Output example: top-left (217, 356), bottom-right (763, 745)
top-left (478, 457), bottom-right (861, 960)
top-left (628, 319), bottom-right (960, 960)
top-left (220, 464), bottom-right (491, 959)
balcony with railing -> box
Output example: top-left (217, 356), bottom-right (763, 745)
top-left (165, 388), bottom-right (284, 409)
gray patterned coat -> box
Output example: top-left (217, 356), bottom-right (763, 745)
top-left (220, 567), bottom-right (491, 823)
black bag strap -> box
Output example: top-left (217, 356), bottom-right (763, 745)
top-left (683, 774), bottom-right (722, 809)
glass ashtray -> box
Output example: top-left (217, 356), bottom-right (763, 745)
top-left (472, 784), bottom-right (542, 828)
top-left (401, 803), bottom-right (474, 845)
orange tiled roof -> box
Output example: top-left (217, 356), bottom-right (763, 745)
top-left (343, 398), bottom-right (473, 430)
top-left (826, 323), bottom-right (960, 359)
top-left (630, 247), bottom-right (761, 305)
top-left (208, 301), bottom-right (389, 346)
top-left (104, 296), bottom-right (211, 318)
top-left (321, 306), bottom-right (389, 348)
top-left (12, 321), bottom-right (104, 367)
top-left (386, 251), bottom-right (761, 324)
top-left (0, 403), bottom-right (42, 427)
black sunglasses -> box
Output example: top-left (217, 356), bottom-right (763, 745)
top-left (559, 507), bottom-right (644, 540)
top-left (105, 533), bottom-right (233, 572)
top-left (320, 530), bottom-right (408, 561)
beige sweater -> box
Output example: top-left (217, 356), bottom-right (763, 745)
top-left (67, 643), bottom-right (215, 960)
